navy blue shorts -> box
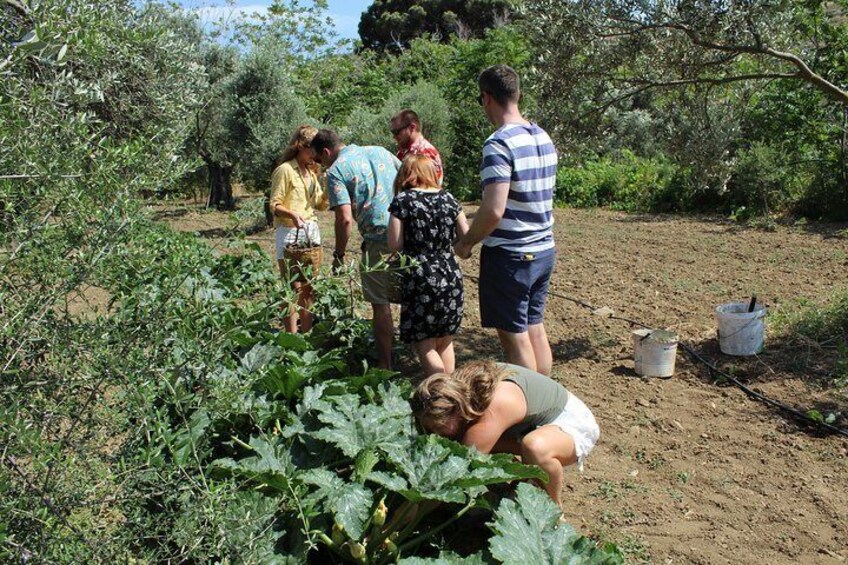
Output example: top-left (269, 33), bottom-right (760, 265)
top-left (479, 245), bottom-right (556, 333)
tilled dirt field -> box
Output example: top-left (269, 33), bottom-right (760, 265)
top-left (156, 200), bottom-right (848, 564)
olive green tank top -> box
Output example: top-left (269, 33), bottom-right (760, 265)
top-left (500, 363), bottom-right (570, 439)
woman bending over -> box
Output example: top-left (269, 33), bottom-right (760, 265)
top-left (415, 361), bottom-right (599, 508)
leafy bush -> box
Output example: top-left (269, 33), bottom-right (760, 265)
top-left (727, 142), bottom-right (814, 216)
top-left (555, 151), bottom-right (680, 212)
top-left (224, 43), bottom-right (310, 192)
top-left (343, 79), bottom-right (453, 164)
top-left (771, 288), bottom-right (848, 388)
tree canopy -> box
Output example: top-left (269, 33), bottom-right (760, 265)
top-left (358, 0), bottom-right (520, 51)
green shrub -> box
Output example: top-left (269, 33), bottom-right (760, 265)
top-left (772, 289), bottom-right (848, 387)
top-left (727, 142), bottom-right (815, 216)
top-left (555, 151), bottom-right (679, 212)
top-left (342, 79), bottom-right (453, 166)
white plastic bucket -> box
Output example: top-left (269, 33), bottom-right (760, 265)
top-left (632, 329), bottom-right (678, 377)
top-left (715, 302), bottom-right (766, 356)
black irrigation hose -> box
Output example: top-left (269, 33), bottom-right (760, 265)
top-left (462, 274), bottom-right (848, 439)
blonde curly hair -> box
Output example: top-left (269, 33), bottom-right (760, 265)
top-left (415, 361), bottom-right (510, 436)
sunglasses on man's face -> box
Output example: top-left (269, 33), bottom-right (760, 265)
top-left (391, 123), bottom-right (410, 136)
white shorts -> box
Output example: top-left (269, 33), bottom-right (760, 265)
top-left (275, 221), bottom-right (321, 261)
top-left (548, 395), bottom-right (600, 472)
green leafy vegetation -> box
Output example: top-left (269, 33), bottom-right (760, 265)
top-left (4, 0), bottom-right (848, 561)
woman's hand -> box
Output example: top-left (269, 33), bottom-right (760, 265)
top-left (273, 204), bottom-right (305, 228)
top-left (289, 211), bottom-right (305, 228)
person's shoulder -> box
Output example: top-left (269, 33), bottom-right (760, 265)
top-left (492, 378), bottom-right (529, 422)
top-left (484, 126), bottom-right (518, 149)
top-left (528, 122), bottom-right (555, 144)
top-left (419, 136), bottom-right (439, 152)
top-left (274, 159), bottom-right (296, 174)
top-left (374, 145), bottom-right (397, 158)
top-left (334, 144), bottom-right (359, 164)
top-left (441, 190), bottom-right (459, 204)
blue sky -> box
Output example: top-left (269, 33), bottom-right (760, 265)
top-left (180, 0), bottom-right (372, 42)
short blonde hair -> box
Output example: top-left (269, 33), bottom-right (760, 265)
top-left (415, 361), bottom-right (508, 434)
top-left (393, 154), bottom-right (440, 194)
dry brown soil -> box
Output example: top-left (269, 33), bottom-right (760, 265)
top-left (154, 199), bottom-right (848, 564)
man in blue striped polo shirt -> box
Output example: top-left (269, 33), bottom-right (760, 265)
top-left (455, 64), bottom-right (557, 375)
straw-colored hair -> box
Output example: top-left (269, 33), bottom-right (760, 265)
top-left (278, 125), bottom-right (318, 168)
top-left (415, 361), bottom-right (509, 433)
top-left (393, 154), bottom-right (440, 194)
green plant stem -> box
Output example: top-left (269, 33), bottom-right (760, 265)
top-left (316, 531), bottom-right (346, 559)
top-left (393, 500), bottom-right (475, 562)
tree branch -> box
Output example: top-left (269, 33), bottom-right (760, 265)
top-left (622, 73), bottom-right (800, 88)
top-left (601, 15), bottom-right (848, 105)
top-left (579, 73), bottom-right (799, 120)
top-left (662, 22), bottom-right (848, 106)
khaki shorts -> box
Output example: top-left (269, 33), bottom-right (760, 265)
top-left (360, 239), bottom-right (391, 305)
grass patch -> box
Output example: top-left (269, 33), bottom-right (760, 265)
top-left (592, 479), bottom-right (648, 500)
top-left (772, 289), bottom-right (848, 387)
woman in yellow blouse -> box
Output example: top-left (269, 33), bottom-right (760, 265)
top-left (269, 125), bottom-right (329, 333)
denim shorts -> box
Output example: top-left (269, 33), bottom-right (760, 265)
top-left (479, 245), bottom-right (555, 333)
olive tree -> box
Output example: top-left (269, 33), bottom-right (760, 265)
top-left (524, 0), bottom-right (848, 209)
top-left (193, 0), bottom-right (330, 207)
top-left (1, 1), bottom-right (205, 560)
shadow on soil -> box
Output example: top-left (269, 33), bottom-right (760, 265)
top-left (150, 207), bottom-right (190, 221)
top-left (614, 211), bottom-right (848, 239)
top-left (196, 222), bottom-right (268, 239)
top-left (680, 333), bottom-right (848, 435)
top-left (552, 336), bottom-right (597, 362)
top-left (455, 327), bottom-right (502, 366)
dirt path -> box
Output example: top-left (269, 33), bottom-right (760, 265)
top-left (155, 200), bottom-right (848, 564)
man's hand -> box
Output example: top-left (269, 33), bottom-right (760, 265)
top-left (454, 239), bottom-right (473, 260)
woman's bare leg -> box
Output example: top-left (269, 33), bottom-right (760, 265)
top-left (435, 336), bottom-right (455, 374)
top-left (298, 283), bottom-right (314, 332)
top-left (520, 426), bottom-right (578, 508)
top-left (414, 339), bottom-right (445, 376)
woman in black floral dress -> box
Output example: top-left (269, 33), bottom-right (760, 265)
top-left (388, 155), bottom-right (468, 376)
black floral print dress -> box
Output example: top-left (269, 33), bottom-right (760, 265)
top-left (388, 190), bottom-right (464, 343)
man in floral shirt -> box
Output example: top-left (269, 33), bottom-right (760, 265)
top-left (390, 109), bottom-right (443, 186)
top-left (311, 129), bottom-right (401, 370)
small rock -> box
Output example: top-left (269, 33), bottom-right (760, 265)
top-left (672, 420), bottom-right (685, 431)
top-left (710, 402), bottom-right (717, 410)
top-left (629, 470), bottom-right (639, 477)
top-left (700, 433), bottom-right (710, 440)
top-left (637, 398), bottom-right (651, 407)
top-left (592, 306), bottom-right (615, 318)
top-left (629, 425), bottom-right (642, 436)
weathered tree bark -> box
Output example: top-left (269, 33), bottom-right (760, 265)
top-left (205, 158), bottom-right (234, 210)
